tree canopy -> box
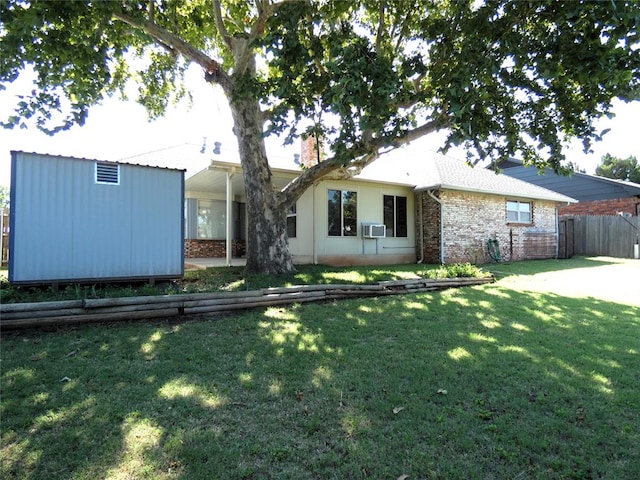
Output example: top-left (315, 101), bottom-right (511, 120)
top-left (2, 0), bottom-right (639, 273)
top-left (0, 185), bottom-right (9, 210)
top-left (596, 153), bottom-right (640, 183)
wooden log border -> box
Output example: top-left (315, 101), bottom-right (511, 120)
top-left (1, 277), bottom-right (494, 330)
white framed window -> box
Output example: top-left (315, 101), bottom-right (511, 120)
top-left (95, 162), bottom-right (119, 185)
top-left (287, 203), bottom-right (297, 238)
top-left (328, 189), bottom-right (357, 236)
top-left (507, 200), bottom-right (532, 223)
top-left (383, 195), bottom-right (408, 237)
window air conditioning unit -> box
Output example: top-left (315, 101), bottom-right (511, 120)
top-left (362, 223), bottom-right (386, 238)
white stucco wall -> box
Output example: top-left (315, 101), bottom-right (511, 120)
top-left (289, 178), bottom-right (416, 265)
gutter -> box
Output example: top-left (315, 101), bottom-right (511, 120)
top-left (421, 183), bottom-right (576, 204)
top-left (426, 189), bottom-right (445, 264)
top-left (313, 183), bottom-right (318, 265)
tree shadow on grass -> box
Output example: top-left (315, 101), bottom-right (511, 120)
top-left (2, 283), bottom-right (639, 479)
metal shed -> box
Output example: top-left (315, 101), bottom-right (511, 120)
top-left (9, 151), bottom-right (184, 285)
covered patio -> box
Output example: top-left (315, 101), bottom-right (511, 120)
top-left (185, 158), bottom-right (299, 267)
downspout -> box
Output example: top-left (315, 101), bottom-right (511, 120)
top-left (426, 189), bottom-right (445, 265)
top-left (313, 183), bottom-right (318, 265)
top-left (555, 205), bottom-right (559, 260)
top-left (416, 192), bottom-right (424, 263)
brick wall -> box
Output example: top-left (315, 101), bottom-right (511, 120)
top-left (417, 190), bottom-right (559, 264)
top-left (184, 239), bottom-right (246, 258)
top-left (559, 197), bottom-right (640, 216)
top-left (417, 192), bottom-right (443, 263)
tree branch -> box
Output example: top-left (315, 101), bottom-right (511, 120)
top-left (249, 0), bottom-right (272, 40)
top-left (113, 10), bottom-right (232, 92)
top-left (212, 0), bottom-right (233, 49)
top-left (279, 118), bottom-right (442, 208)
top-left (385, 119), bottom-right (442, 148)
top-left (233, 0), bottom-right (281, 75)
top-left (392, 1), bottom-right (416, 55)
top-left (375, 0), bottom-right (386, 54)
top-left (279, 153), bottom-right (373, 208)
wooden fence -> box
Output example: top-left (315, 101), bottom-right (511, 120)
top-left (0, 277), bottom-right (494, 330)
top-left (567, 215), bottom-right (640, 258)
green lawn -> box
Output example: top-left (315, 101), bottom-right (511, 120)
top-left (0, 263), bottom-right (453, 304)
top-left (2, 257), bottom-right (639, 479)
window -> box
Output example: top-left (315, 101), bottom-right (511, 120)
top-left (328, 189), bottom-right (357, 236)
top-left (383, 195), bottom-right (408, 237)
top-left (507, 200), bottom-right (532, 223)
top-left (95, 162), bottom-right (119, 185)
top-left (197, 200), bottom-right (226, 238)
top-left (287, 203), bottom-right (297, 238)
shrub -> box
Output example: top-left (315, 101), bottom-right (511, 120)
top-left (426, 263), bottom-right (486, 279)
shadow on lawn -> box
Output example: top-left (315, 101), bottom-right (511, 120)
top-left (2, 284), bottom-right (639, 479)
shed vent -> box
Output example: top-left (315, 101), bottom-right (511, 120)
top-left (95, 162), bottom-right (120, 185)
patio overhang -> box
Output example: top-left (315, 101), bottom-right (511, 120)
top-left (184, 159), bottom-right (303, 266)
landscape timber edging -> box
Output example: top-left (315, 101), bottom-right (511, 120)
top-left (0, 276), bottom-right (495, 330)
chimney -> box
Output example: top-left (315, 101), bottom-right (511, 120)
top-left (300, 135), bottom-right (323, 168)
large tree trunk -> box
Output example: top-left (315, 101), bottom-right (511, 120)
top-left (229, 96), bottom-right (295, 275)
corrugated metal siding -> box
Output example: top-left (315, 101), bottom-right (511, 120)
top-left (10, 152), bottom-right (184, 283)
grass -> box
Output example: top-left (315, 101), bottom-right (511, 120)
top-left (0, 263), bottom-right (486, 304)
top-left (1, 257), bottom-right (639, 479)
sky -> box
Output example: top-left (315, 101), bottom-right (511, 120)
top-left (1, 68), bottom-right (639, 188)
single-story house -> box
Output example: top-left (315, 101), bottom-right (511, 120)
top-left (495, 158), bottom-right (640, 217)
top-left (185, 144), bottom-right (576, 265)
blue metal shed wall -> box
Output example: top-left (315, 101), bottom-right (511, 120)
top-left (9, 152), bottom-right (184, 283)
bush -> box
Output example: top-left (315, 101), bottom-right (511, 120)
top-left (426, 263), bottom-right (487, 279)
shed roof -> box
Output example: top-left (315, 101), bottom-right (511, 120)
top-left (11, 150), bottom-right (187, 173)
top-left (496, 158), bottom-right (640, 201)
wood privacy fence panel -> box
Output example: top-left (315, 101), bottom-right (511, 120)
top-left (569, 215), bottom-right (639, 258)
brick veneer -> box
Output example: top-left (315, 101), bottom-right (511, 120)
top-left (184, 239), bottom-right (246, 258)
top-left (418, 190), bottom-right (559, 264)
top-left (419, 192), bottom-right (442, 263)
top-left (559, 197), bottom-right (639, 216)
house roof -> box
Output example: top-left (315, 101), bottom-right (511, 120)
top-left (116, 143), bottom-right (211, 179)
top-left (414, 153), bottom-right (576, 203)
top-left (359, 149), bottom-right (576, 203)
top-left (496, 158), bottom-right (640, 201)
top-left (185, 147), bottom-right (577, 203)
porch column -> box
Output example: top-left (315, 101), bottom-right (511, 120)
top-left (226, 171), bottom-right (233, 267)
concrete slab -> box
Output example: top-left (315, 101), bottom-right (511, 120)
top-left (185, 258), bottom-right (247, 270)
